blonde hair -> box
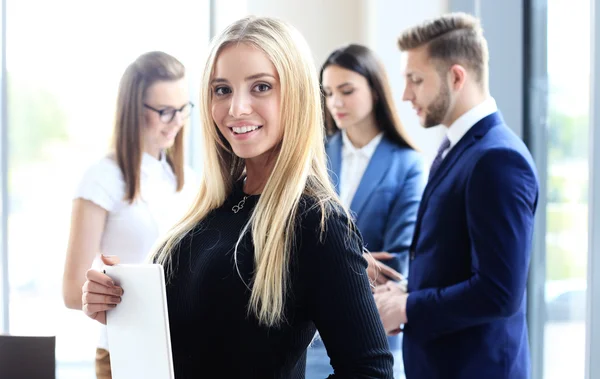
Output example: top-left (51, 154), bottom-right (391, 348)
top-left (113, 51), bottom-right (186, 203)
top-left (151, 16), bottom-right (343, 326)
top-left (397, 12), bottom-right (489, 87)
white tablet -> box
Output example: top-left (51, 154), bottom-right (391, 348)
top-left (104, 264), bottom-right (175, 379)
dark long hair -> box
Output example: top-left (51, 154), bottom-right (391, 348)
top-left (320, 44), bottom-right (417, 150)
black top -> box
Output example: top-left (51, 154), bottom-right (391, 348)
top-left (164, 180), bottom-right (394, 378)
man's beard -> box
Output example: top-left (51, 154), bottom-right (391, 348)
top-left (424, 81), bottom-right (451, 128)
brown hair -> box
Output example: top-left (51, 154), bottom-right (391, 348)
top-left (320, 44), bottom-right (417, 150)
top-left (113, 51), bottom-right (186, 203)
top-left (397, 12), bottom-right (489, 86)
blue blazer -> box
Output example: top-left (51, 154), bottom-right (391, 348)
top-left (326, 133), bottom-right (425, 276)
top-left (403, 112), bottom-right (539, 379)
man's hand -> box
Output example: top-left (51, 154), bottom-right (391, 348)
top-left (363, 252), bottom-right (403, 285)
top-left (374, 281), bottom-right (408, 335)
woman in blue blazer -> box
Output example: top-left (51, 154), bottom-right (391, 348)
top-left (305, 44), bottom-right (425, 378)
top-left (322, 44), bottom-right (424, 279)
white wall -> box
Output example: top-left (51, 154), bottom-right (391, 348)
top-left (246, 0), bottom-right (369, 65)
top-left (214, 0), bottom-right (449, 162)
top-left (214, 0), bottom-right (368, 65)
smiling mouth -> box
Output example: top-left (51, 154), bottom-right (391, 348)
top-left (230, 125), bottom-right (263, 135)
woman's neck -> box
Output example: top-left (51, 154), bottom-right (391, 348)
top-left (243, 153), bottom-right (277, 195)
top-left (344, 114), bottom-right (380, 148)
top-left (143, 145), bottom-right (163, 160)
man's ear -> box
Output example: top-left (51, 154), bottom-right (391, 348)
top-left (449, 64), bottom-right (467, 91)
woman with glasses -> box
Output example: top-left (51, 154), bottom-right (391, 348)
top-left (62, 51), bottom-right (197, 379)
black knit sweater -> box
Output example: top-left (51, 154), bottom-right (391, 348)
top-left (164, 181), bottom-right (394, 378)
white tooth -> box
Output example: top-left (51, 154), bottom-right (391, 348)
top-left (232, 125), bottom-right (260, 134)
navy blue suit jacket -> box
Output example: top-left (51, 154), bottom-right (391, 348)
top-left (326, 133), bottom-right (425, 276)
top-left (403, 112), bottom-right (539, 379)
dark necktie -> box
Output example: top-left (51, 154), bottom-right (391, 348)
top-left (429, 136), bottom-right (451, 181)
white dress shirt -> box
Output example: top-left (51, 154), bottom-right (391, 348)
top-left (74, 151), bottom-right (198, 350)
top-left (441, 97), bottom-right (498, 159)
top-left (339, 131), bottom-right (384, 209)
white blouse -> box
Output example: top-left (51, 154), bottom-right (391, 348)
top-left (74, 152), bottom-right (197, 350)
top-left (339, 131), bottom-right (384, 209)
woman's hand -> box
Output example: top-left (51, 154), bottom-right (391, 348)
top-left (81, 255), bottom-right (123, 325)
top-left (363, 252), bottom-right (403, 285)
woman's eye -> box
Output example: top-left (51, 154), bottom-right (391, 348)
top-left (214, 86), bottom-right (231, 96)
top-left (253, 83), bottom-right (271, 92)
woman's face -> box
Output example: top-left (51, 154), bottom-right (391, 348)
top-left (142, 78), bottom-right (190, 157)
top-left (210, 43), bottom-right (282, 162)
top-left (322, 64), bottom-right (375, 131)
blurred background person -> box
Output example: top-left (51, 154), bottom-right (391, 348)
top-left (306, 43), bottom-right (425, 378)
top-left (374, 13), bottom-right (539, 379)
top-left (62, 51), bottom-right (197, 379)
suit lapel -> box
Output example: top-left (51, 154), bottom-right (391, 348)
top-left (350, 137), bottom-right (395, 216)
top-left (325, 134), bottom-right (343, 194)
top-left (411, 112), bottom-right (505, 250)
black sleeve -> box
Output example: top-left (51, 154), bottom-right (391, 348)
top-left (300, 203), bottom-right (394, 379)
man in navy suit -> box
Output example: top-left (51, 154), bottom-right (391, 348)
top-left (374, 13), bottom-right (539, 379)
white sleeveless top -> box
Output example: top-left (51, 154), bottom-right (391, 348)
top-left (74, 152), bottom-right (197, 350)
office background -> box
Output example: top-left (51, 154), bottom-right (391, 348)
top-left (0, 0), bottom-right (598, 378)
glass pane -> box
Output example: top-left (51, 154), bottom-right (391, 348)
top-left (6, 1), bottom-right (208, 377)
top-left (544, 1), bottom-right (590, 378)
top-left (0, 0), bottom-right (4, 335)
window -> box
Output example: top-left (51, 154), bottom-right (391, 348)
top-left (543, 0), bottom-right (590, 377)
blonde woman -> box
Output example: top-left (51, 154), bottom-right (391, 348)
top-left (62, 51), bottom-right (197, 378)
top-left (81, 17), bottom-right (394, 378)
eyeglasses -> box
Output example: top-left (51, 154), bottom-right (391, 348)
top-left (143, 102), bottom-right (194, 123)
